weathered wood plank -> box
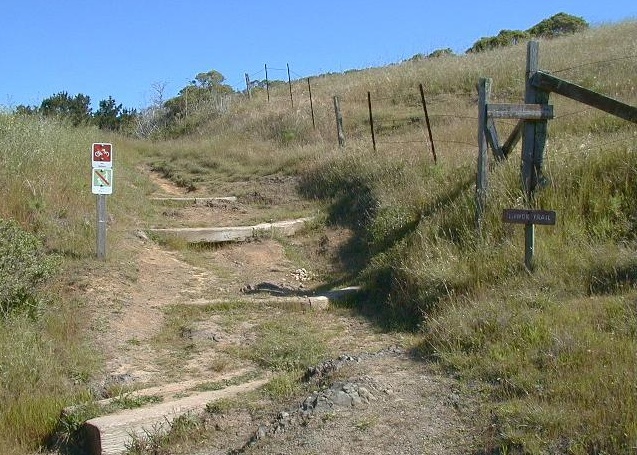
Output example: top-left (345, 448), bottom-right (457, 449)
top-left (531, 71), bottom-right (637, 123)
top-left (502, 120), bottom-right (524, 157)
top-left (84, 379), bottom-right (268, 455)
top-left (149, 196), bottom-right (238, 203)
top-left (487, 103), bottom-right (554, 119)
top-left (485, 117), bottom-right (505, 161)
top-left (148, 217), bottom-right (312, 243)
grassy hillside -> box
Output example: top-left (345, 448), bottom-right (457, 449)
top-left (0, 20), bottom-right (635, 454)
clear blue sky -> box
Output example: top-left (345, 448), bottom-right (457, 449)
top-left (1, 0), bottom-right (635, 111)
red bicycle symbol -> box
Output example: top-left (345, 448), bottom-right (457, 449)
top-left (93, 144), bottom-right (112, 161)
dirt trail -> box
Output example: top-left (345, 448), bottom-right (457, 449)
top-left (80, 169), bottom-right (481, 454)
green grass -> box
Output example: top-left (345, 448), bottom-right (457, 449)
top-left (0, 299), bottom-right (97, 453)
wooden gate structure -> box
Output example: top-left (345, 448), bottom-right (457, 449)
top-left (476, 40), bottom-right (637, 270)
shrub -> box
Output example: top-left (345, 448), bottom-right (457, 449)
top-left (0, 219), bottom-right (58, 316)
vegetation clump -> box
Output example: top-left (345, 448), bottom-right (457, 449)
top-left (0, 219), bottom-right (58, 316)
top-left (467, 12), bottom-right (588, 53)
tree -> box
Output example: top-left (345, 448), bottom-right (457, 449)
top-left (94, 96), bottom-right (137, 131)
top-left (467, 29), bottom-right (530, 53)
top-left (163, 69), bottom-right (234, 121)
top-left (14, 105), bottom-right (37, 116)
top-left (193, 70), bottom-right (233, 94)
top-left (428, 48), bottom-right (454, 58)
top-left (40, 91), bottom-right (92, 125)
top-left (527, 12), bottom-right (589, 38)
top-left (94, 96), bottom-right (122, 130)
top-left (466, 12), bottom-right (589, 54)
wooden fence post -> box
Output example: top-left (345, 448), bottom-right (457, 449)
top-left (287, 63), bottom-right (294, 108)
top-left (521, 40), bottom-right (549, 270)
top-left (476, 78), bottom-right (491, 234)
top-left (333, 96), bottom-right (346, 147)
top-left (308, 78), bottom-right (316, 129)
top-left (419, 83), bottom-right (437, 163)
top-left (367, 92), bottom-right (377, 152)
top-left (265, 64), bottom-right (270, 102)
top-left (245, 73), bottom-right (251, 99)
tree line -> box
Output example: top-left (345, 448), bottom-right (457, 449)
top-left (406, 12), bottom-right (589, 61)
top-left (15, 92), bottom-right (137, 132)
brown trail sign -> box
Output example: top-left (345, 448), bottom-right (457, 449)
top-left (503, 209), bottom-right (556, 226)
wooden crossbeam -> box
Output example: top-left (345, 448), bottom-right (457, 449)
top-left (485, 117), bottom-right (505, 160)
top-left (531, 71), bottom-right (637, 123)
top-left (502, 120), bottom-right (524, 157)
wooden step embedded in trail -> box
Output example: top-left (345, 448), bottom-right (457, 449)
top-left (147, 217), bottom-right (313, 244)
top-left (149, 196), bottom-right (238, 204)
top-left (84, 377), bottom-right (268, 455)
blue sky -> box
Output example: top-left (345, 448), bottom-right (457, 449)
top-left (1, 1), bottom-right (635, 110)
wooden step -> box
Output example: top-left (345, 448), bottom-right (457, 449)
top-left (84, 378), bottom-right (268, 455)
top-left (149, 196), bottom-right (237, 204)
top-left (147, 217), bottom-right (312, 243)
top-left (81, 368), bottom-right (256, 411)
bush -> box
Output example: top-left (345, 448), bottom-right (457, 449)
top-left (0, 219), bottom-right (58, 315)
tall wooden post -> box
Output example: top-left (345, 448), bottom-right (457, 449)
top-left (521, 41), bottom-right (549, 270)
top-left (367, 91), bottom-right (376, 152)
top-left (245, 73), bottom-right (252, 99)
top-left (308, 78), bottom-right (316, 129)
top-left (476, 78), bottom-right (491, 235)
top-left (265, 64), bottom-right (270, 102)
top-left (333, 96), bottom-right (345, 147)
top-left (419, 83), bottom-right (437, 164)
top-left (287, 63), bottom-right (294, 108)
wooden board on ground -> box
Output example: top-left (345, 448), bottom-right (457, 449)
top-left (147, 217), bottom-right (313, 243)
top-left (149, 196), bottom-right (238, 204)
top-left (84, 378), bottom-right (268, 455)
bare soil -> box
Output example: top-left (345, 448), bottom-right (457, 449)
top-left (76, 169), bottom-right (483, 454)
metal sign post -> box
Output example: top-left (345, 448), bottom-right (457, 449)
top-left (97, 194), bottom-right (107, 260)
top-left (92, 143), bottom-right (113, 260)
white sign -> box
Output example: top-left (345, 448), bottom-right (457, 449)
top-left (92, 168), bottom-right (113, 195)
top-left (92, 142), bottom-right (113, 169)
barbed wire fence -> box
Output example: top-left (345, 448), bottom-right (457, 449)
top-left (232, 52), bottom-right (635, 164)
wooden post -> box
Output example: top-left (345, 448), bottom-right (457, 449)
top-left (265, 64), bottom-right (270, 102)
top-left (287, 63), bottom-right (293, 108)
top-left (419, 83), bottom-right (437, 163)
top-left (521, 41), bottom-right (549, 270)
top-left (367, 91), bottom-right (376, 152)
top-left (476, 78), bottom-right (491, 235)
top-left (96, 194), bottom-right (107, 260)
top-left (521, 41), bottom-right (549, 198)
top-left (245, 73), bottom-right (251, 99)
top-left (333, 96), bottom-right (345, 147)
top-left (308, 78), bottom-right (316, 129)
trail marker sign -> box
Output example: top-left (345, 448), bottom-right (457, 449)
top-left (502, 209), bottom-right (556, 225)
top-left (92, 142), bottom-right (113, 168)
top-left (92, 168), bottom-right (113, 195)
top-left (91, 142), bottom-right (113, 260)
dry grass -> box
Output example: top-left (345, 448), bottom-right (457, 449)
top-left (0, 19), bottom-right (636, 454)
